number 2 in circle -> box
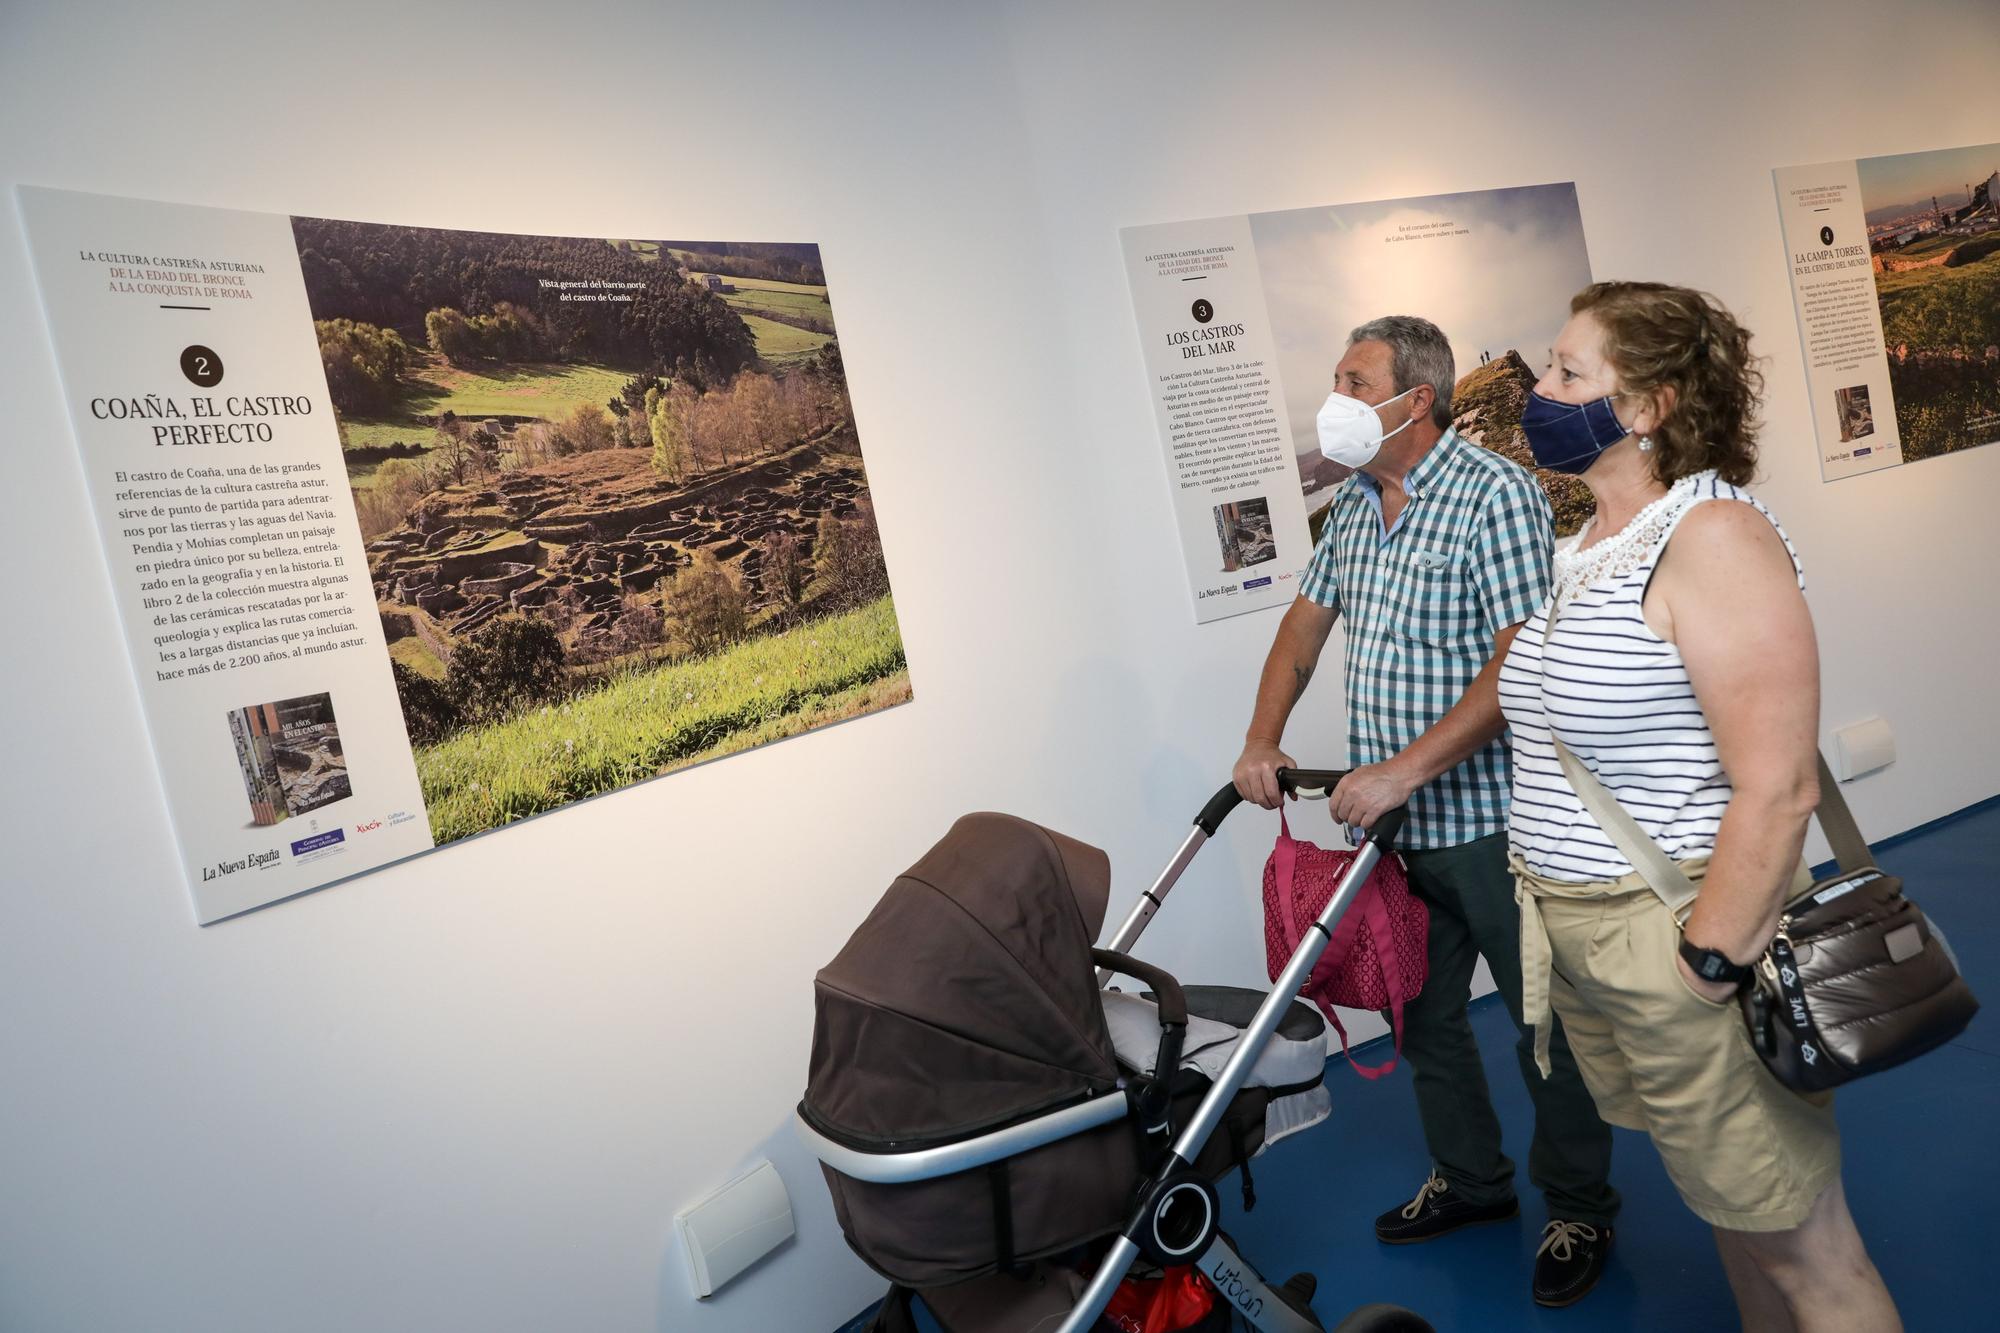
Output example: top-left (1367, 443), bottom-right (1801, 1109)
top-left (180, 344), bottom-right (224, 388)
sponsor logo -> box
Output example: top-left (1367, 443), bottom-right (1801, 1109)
top-left (1243, 576), bottom-right (1273, 590)
top-left (385, 810), bottom-right (418, 827)
top-left (290, 829), bottom-right (346, 856)
top-left (353, 820), bottom-right (382, 835)
top-left (1852, 446), bottom-right (1872, 458)
top-left (1195, 583), bottom-right (1238, 600)
top-left (202, 849), bottom-right (281, 881)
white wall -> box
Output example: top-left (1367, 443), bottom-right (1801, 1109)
top-left (2, 3), bottom-right (1995, 1330)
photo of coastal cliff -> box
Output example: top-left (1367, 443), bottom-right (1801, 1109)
top-left (1249, 183), bottom-right (1597, 536)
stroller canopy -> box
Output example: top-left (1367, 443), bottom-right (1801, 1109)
top-left (805, 813), bottom-right (1118, 1150)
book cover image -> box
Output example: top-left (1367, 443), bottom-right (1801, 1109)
top-left (227, 694), bottom-right (352, 826)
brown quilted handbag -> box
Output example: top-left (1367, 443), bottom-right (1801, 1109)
top-left (1740, 766), bottom-right (1979, 1091)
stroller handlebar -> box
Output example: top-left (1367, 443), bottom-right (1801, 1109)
top-left (1089, 949), bottom-right (1187, 1029)
top-left (1194, 768), bottom-right (1409, 849)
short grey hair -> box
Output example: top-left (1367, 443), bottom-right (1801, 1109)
top-left (1348, 315), bottom-right (1454, 429)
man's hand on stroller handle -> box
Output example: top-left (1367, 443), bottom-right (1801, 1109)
top-left (1204, 763), bottom-right (1409, 848)
top-left (1329, 761), bottom-right (1421, 830)
top-left (1233, 740), bottom-right (1296, 809)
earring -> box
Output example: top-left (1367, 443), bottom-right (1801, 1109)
top-left (1637, 435), bottom-right (1654, 452)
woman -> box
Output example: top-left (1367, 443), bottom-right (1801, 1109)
top-left (1497, 281), bottom-right (1900, 1331)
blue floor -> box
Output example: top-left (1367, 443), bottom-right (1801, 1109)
top-left (847, 800), bottom-right (1998, 1332)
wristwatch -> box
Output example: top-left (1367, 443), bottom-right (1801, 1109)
top-left (1678, 938), bottom-right (1755, 989)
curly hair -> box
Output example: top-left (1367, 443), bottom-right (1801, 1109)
top-left (1569, 281), bottom-right (1763, 486)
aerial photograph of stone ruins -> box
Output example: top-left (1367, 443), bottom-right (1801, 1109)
top-left (293, 218), bottom-right (908, 844)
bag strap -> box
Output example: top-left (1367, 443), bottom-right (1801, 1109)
top-left (1272, 805), bottom-right (1305, 958)
top-left (1813, 753), bottom-right (1877, 874)
top-left (1553, 738), bottom-right (1701, 918)
top-left (1555, 740), bottom-right (1872, 909)
top-left (1320, 888), bottom-right (1404, 1081)
top-left (1541, 586), bottom-right (1697, 916)
top-left (1273, 809), bottom-right (1406, 1079)
top-left (1541, 587), bottom-right (1869, 908)
top-left (1275, 807), bottom-right (1382, 975)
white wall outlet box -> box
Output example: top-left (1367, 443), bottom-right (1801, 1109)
top-left (1831, 717), bottom-right (1896, 781)
top-left (674, 1159), bottom-right (794, 1299)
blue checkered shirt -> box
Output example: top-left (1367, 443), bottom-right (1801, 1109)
top-left (1299, 429), bottom-right (1553, 849)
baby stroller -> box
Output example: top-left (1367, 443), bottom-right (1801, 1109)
top-left (797, 770), bottom-right (1433, 1332)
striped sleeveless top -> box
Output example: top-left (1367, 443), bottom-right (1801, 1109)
top-left (1499, 471), bottom-right (1804, 882)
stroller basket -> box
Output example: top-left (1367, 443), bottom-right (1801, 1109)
top-left (799, 772), bottom-right (1431, 1333)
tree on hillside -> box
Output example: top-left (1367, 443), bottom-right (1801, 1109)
top-left (812, 498), bottom-right (888, 606)
top-left (447, 617), bottom-right (568, 722)
top-left (391, 661), bottom-right (461, 744)
top-left (426, 307), bottom-right (478, 364)
top-left (760, 529), bottom-right (807, 609)
top-left (658, 242), bottom-right (827, 286)
top-left (547, 402), bottom-right (617, 456)
top-left (610, 367), bottom-right (664, 418)
top-left (294, 216), bottom-right (760, 373)
top-left (430, 421), bottom-right (492, 486)
top-left (316, 319), bottom-right (409, 414)
top-left (647, 382), bottom-right (695, 480)
top-left (664, 552), bottom-right (748, 654)
top-left (807, 340), bottom-right (852, 428)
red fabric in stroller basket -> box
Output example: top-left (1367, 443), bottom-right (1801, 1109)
top-left (1104, 1264), bottom-right (1222, 1333)
top-left (1262, 806), bottom-right (1426, 1079)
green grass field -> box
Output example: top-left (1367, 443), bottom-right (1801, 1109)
top-left (737, 313), bottom-right (832, 362)
top-left (338, 355), bottom-right (628, 468)
top-left (694, 272), bottom-right (829, 297)
top-left (1890, 233), bottom-right (1962, 260)
top-left (1876, 251), bottom-right (2000, 345)
top-left (721, 287), bottom-right (834, 320)
top-left (388, 636), bottom-right (447, 681)
top-left (340, 420), bottom-right (439, 451)
top-left (686, 271), bottom-right (835, 338)
top-left (411, 359), bottom-right (627, 420)
top-left (416, 594), bottom-right (908, 843)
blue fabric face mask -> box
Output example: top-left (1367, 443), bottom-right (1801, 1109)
top-left (1519, 389), bottom-right (1630, 475)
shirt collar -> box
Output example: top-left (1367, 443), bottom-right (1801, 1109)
top-left (1351, 426), bottom-right (1458, 503)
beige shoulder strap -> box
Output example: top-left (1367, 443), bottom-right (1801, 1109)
top-left (1812, 753), bottom-right (1877, 874)
top-left (1538, 583), bottom-right (1872, 914)
top-left (1554, 739), bottom-right (1872, 915)
top-left (1552, 738), bottom-right (1702, 917)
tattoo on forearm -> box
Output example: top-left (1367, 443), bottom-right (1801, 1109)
top-left (1292, 663), bottom-right (1314, 699)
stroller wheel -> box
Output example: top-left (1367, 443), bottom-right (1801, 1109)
top-left (1281, 1272), bottom-right (1318, 1305)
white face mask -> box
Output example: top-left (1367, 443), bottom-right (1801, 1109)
top-left (1316, 385), bottom-right (1416, 468)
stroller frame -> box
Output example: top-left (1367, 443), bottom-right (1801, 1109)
top-left (796, 769), bottom-right (1414, 1333)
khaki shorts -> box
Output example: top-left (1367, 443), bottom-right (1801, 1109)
top-left (1539, 887), bottom-right (1841, 1232)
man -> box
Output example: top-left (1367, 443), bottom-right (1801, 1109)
top-left (1233, 315), bottom-right (1619, 1308)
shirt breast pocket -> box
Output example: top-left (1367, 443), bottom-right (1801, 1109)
top-left (1399, 544), bottom-right (1475, 650)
